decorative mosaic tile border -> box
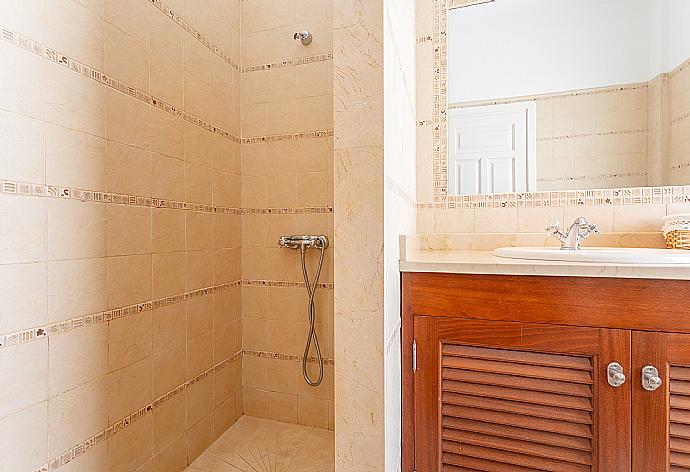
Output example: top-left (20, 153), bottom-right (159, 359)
top-left (34, 350), bottom-right (243, 472)
top-left (0, 178), bottom-right (333, 216)
top-left (537, 171), bottom-right (648, 184)
top-left (241, 279), bottom-right (334, 290)
top-left (147, 0), bottom-right (241, 71)
top-left (447, 82), bottom-right (648, 110)
top-left (432, 0), bottom-right (449, 201)
top-left (243, 129), bottom-right (334, 144)
top-left (1, 279), bottom-right (333, 350)
top-left (448, 0), bottom-right (494, 9)
top-left (417, 185), bottom-right (690, 210)
top-left (0, 281), bottom-right (241, 349)
top-left (385, 176), bottom-right (416, 209)
top-left (243, 349), bottom-right (335, 366)
top-left (242, 53), bottom-right (333, 73)
top-left (537, 129), bottom-right (647, 142)
top-left (1, 24), bottom-right (333, 146)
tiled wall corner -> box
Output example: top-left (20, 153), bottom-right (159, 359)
top-left (0, 1), bottom-right (243, 470)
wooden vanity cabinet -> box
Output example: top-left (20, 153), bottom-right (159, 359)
top-left (402, 272), bottom-right (690, 472)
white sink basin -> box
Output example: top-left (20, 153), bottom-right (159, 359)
top-left (493, 247), bottom-right (690, 264)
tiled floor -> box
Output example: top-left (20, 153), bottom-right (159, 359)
top-left (185, 416), bottom-right (335, 472)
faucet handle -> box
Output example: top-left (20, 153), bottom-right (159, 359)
top-left (546, 220), bottom-right (562, 236)
top-left (581, 222), bottom-right (600, 240)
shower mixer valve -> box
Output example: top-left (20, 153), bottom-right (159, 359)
top-left (278, 234), bottom-right (329, 387)
top-left (278, 234), bottom-right (328, 251)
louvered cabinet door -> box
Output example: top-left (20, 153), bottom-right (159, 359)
top-left (633, 332), bottom-right (690, 471)
top-left (414, 316), bottom-right (631, 472)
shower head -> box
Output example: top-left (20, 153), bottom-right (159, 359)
top-left (293, 31), bottom-right (313, 45)
top-left (278, 235), bottom-right (329, 250)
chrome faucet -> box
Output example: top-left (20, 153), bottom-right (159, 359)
top-left (546, 217), bottom-right (600, 250)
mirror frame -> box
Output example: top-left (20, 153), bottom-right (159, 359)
top-left (430, 0), bottom-right (689, 209)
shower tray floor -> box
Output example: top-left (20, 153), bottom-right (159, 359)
top-left (184, 416), bottom-right (335, 472)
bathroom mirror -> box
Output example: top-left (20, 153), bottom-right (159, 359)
top-left (445, 0), bottom-right (690, 195)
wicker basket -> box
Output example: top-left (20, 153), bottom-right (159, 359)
top-left (666, 230), bottom-right (690, 249)
top-left (663, 214), bottom-right (690, 249)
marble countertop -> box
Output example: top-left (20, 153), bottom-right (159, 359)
top-left (400, 249), bottom-right (690, 280)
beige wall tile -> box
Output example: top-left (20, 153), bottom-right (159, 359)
top-left (108, 357), bottom-right (154, 421)
top-left (152, 251), bottom-right (186, 298)
top-left (187, 412), bottom-right (215, 463)
top-left (0, 262), bottom-right (47, 333)
top-left (49, 323), bottom-right (108, 395)
top-left (47, 199), bottom-right (107, 260)
top-left (0, 110), bottom-right (45, 183)
top-left (150, 109), bottom-right (185, 160)
top-left (45, 0), bottom-right (104, 68)
top-left (613, 204), bottom-right (666, 232)
top-left (298, 395), bottom-right (328, 429)
top-left (45, 61), bottom-right (104, 136)
top-left (105, 23), bottom-right (150, 92)
top-left (242, 388), bottom-right (269, 418)
top-left (107, 254), bottom-right (152, 308)
top-left (475, 207), bottom-right (518, 233)
top-left (0, 41), bottom-right (44, 119)
top-left (106, 89), bottom-right (151, 149)
top-left (517, 206), bottom-right (565, 234)
top-left (108, 414), bottom-right (154, 472)
top-left (46, 123), bottom-right (105, 190)
top-left (48, 375), bottom-right (108, 456)
top-left (108, 312), bottom-right (153, 371)
top-left (152, 152), bottom-right (186, 200)
top-left (0, 338), bottom-right (48, 418)
top-left (153, 435), bottom-right (187, 472)
top-left (154, 346), bottom-right (186, 398)
top-left (0, 401), bottom-right (48, 471)
top-left (214, 359), bottom-right (241, 406)
top-left (187, 376), bottom-right (214, 426)
top-left (186, 163), bottom-right (213, 205)
top-left (187, 295), bottom-right (214, 339)
top-left (0, 0), bottom-right (43, 39)
top-left (186, 249), bottom-right (214, 290)
top-left (105, 141), bottom-right (152, 196)
top-left (0, 194), bottom-right (46, 264)
top-left (153, 393), bottom-right (186, 454)
top-left (106, 205), bottom-right (152, 256)
top-left (214, 397), bottom-right (238, 438)
top-left (153, 208), bottom-right (186, 253)
top-left (269, 391), bottom-right (298, 424)
top-left (104, 0), bottom-right (153, 45)
top-left (153, 303), bottom-right (187, 353)
top-left (186, 212), bottom-right (213, 250)
top-left (47, 258), bottom-right (107, 324)
top-left (187, 331), bottom-right (214, 378)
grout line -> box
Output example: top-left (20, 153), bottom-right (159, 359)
top-left (0, 280), bottom-right (333, 350)
top-left (0, 24), bottom-right (333, 146)
top-left (35, 350), bottom-right (244, 472)
top-left (0, 178), bottom-right (333, 215)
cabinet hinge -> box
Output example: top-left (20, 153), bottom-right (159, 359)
top-left (412, 339), bottom-right (417, 373)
